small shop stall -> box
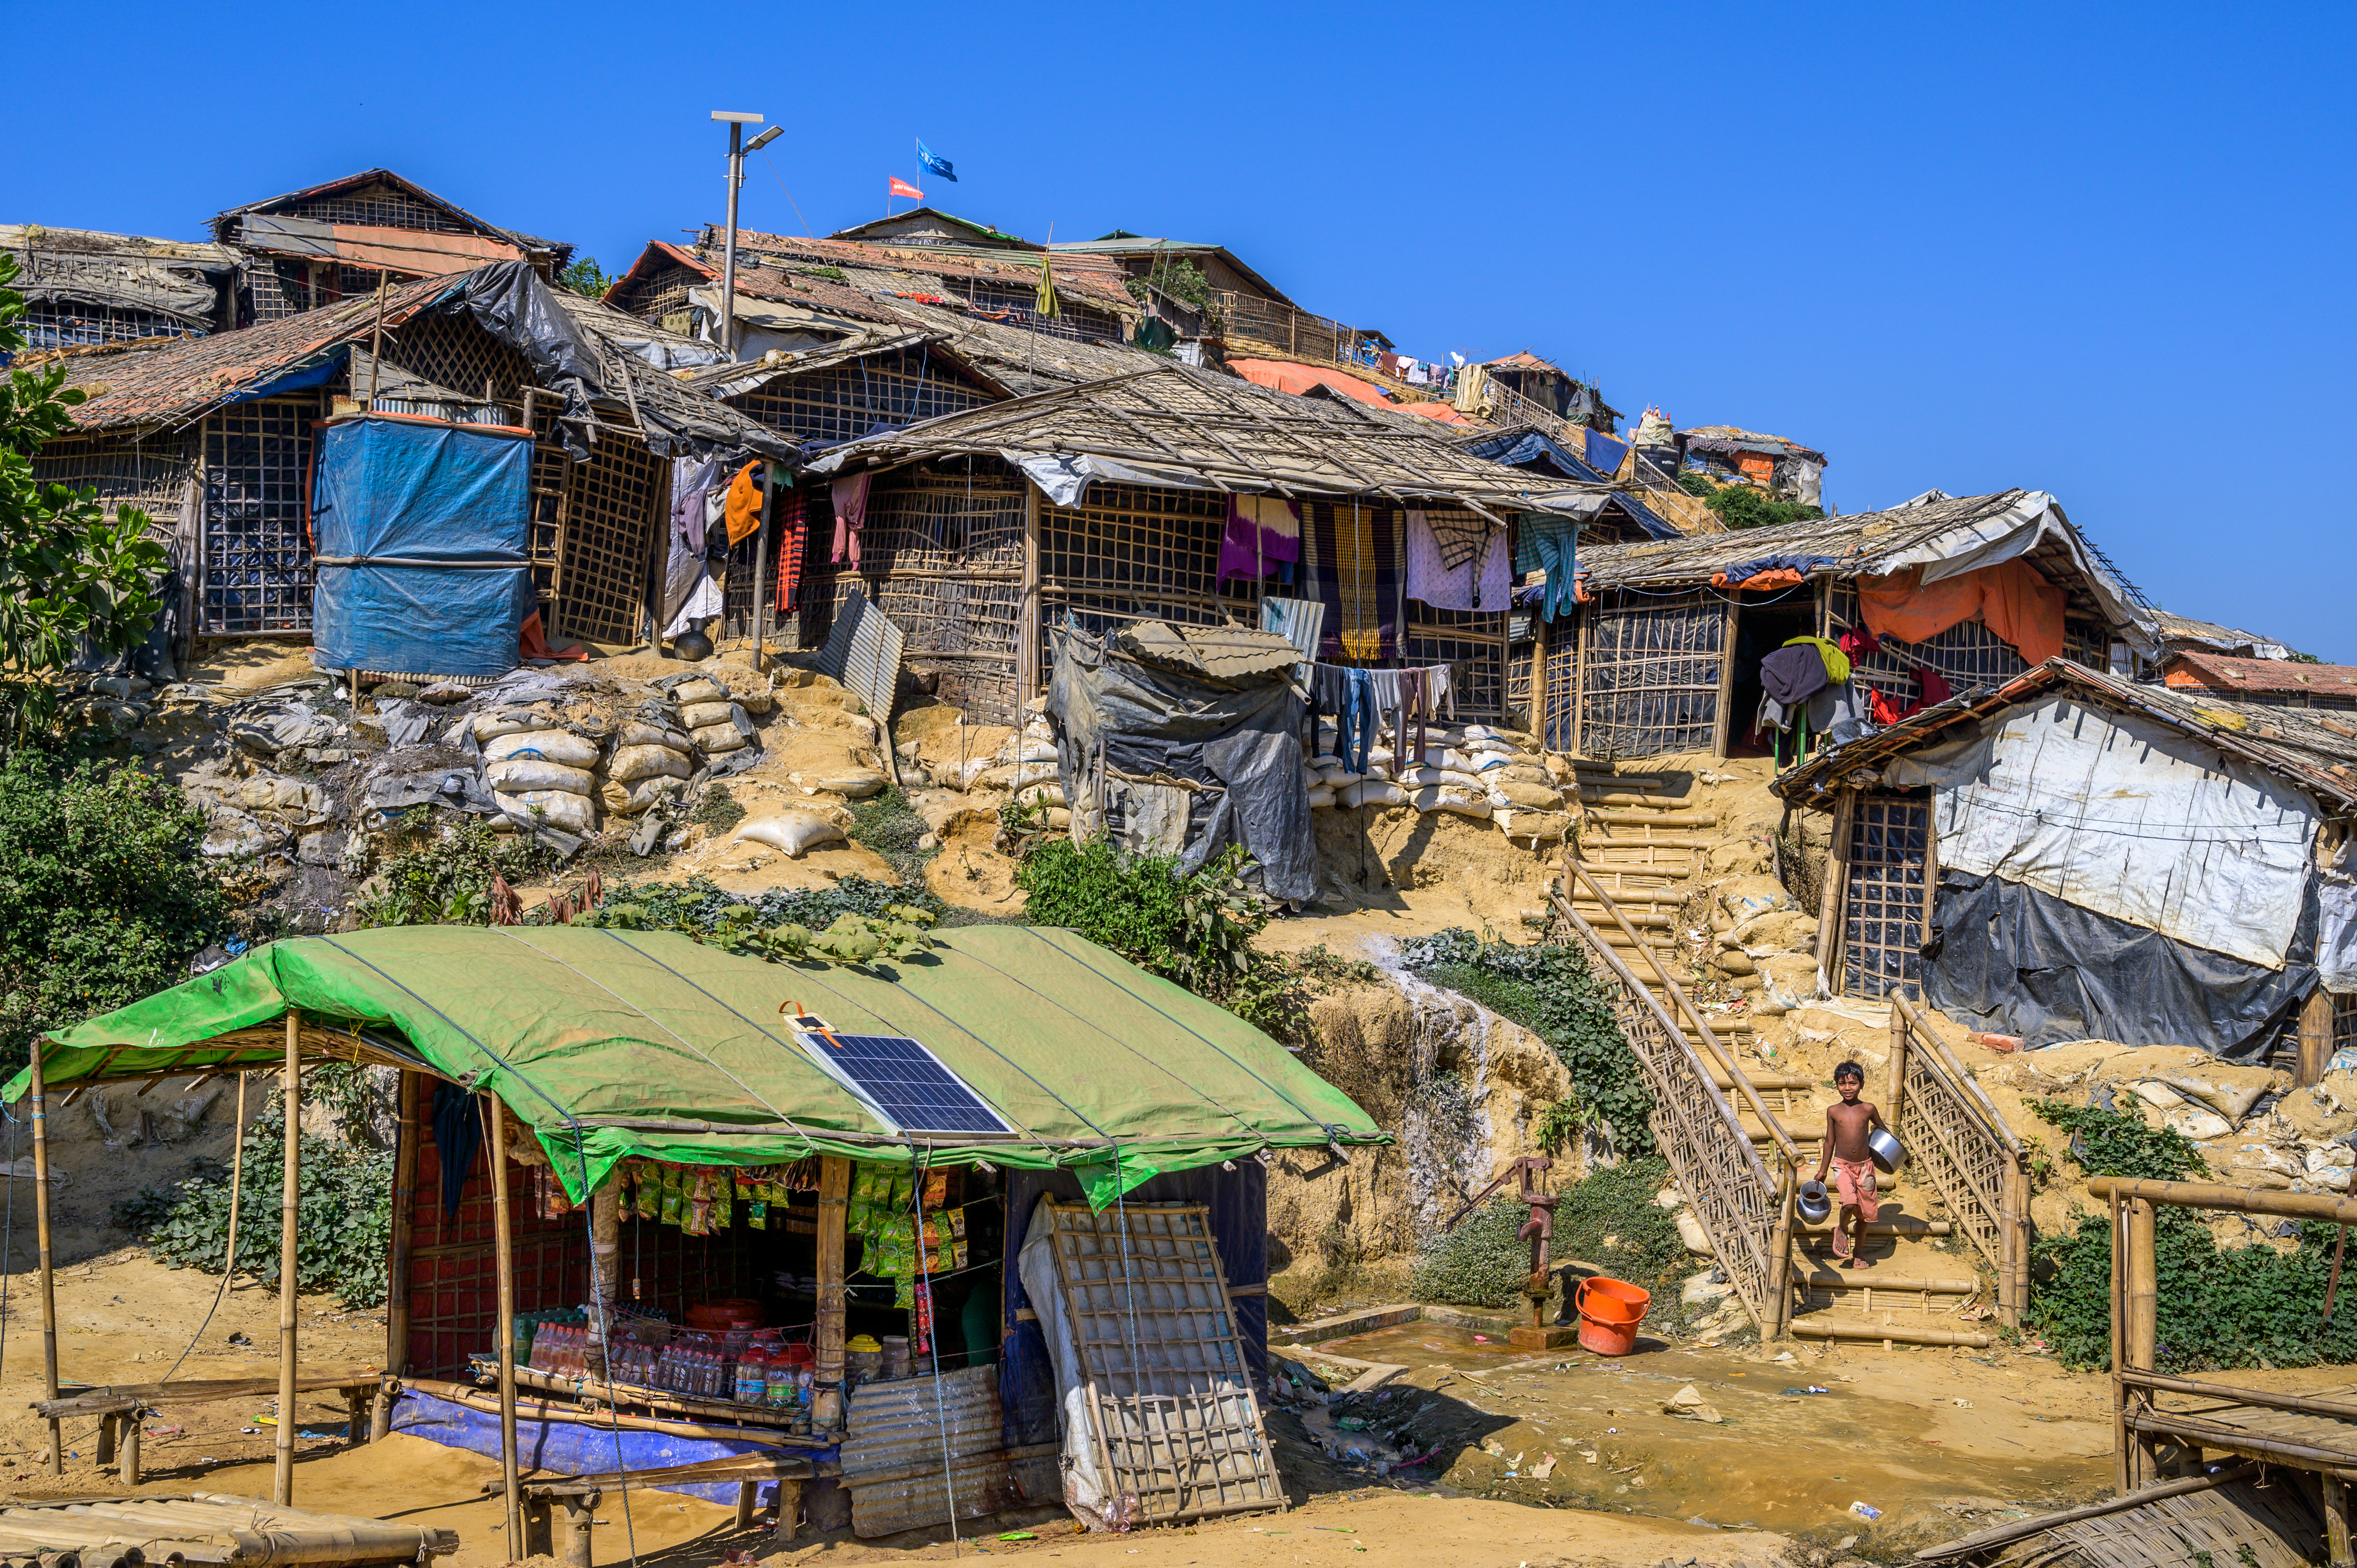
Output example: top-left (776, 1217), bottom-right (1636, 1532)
top-left (10, 923), bottom-right (1383, 1539)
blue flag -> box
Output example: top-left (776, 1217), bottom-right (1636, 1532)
top-left (916, 139), bottom-right (958, 182)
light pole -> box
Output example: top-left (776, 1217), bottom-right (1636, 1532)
top-left (710, 111), bottom-right (780, 358)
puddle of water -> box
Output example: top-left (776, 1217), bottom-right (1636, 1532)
top-left (1292, 1324), bottom-right (2113, 1540)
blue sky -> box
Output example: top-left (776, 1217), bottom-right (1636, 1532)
top-left (11, 3), bottom-right (2351, 657)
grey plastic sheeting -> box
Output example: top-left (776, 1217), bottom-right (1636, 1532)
top-left (1047, 627), bottom-right (1313, 903)
top-left (1923, 869), bottom-right (2321, 1061)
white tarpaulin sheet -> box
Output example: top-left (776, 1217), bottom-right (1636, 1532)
top-left (2320, 839), bottom-right (2357, 994)
top-left (1923, 695), bottom-right (2318, 968)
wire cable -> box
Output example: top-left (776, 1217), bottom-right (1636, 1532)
top-left (157, 1072), bottom-right (247, 1386)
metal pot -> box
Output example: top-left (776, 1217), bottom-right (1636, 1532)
top-left (1868, 1126), bottom-right (1905, 1176)
top-left (1796, 1180), bottom-right (1833, 1224)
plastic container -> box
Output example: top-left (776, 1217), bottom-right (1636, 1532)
top-left (1573, 1274), bottom-right (1652, 1357)
top-left (687, 1299), bottom-right (765, 1332)
top-left (880, 1335), bottom-right (912, 1381)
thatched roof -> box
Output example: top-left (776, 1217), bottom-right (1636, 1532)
top-left (1772, 659), bottom-right (2357, 813)
top-left (804, 362), bottom-right (1613, 518)
top-left (671, 329), bottom-right (1014, 402)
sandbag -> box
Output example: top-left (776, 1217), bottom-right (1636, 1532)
top-left (1016, 782), bottom-right (1067, 808)
top-left (616, 721), bottom-right (693, 750)
top-left (495, 788), bottom-right (597, 834)
top-left (680, 699), bottom-right (736, 730)
top-left (484, 757), bottom-right (596, 795)
top-left (1318, 765), bottom-right (1362, 788)
top-left (599, 775), bottom-right (685, 815)
top-left (1396, 766), bottom-right (1487, 793)
top-left (1489, 761), bottom-right (1554, 786)
top-left (671, 676), bottom-right (729, 706)
top-left (1492, 779), bottom-right (1565, 811)
top-left (471, 707), bottom-right (548, 742)
top-left (1718, 876), bottom-right (1798, 927)
top-left (810, 769), bottom-right (889, 799)
top-left (484, 729), bottom-right (599, 768)
top-left (692, 722), bottom-right (748, 753)
top-left (1308, 785), bottom-right (1336, 810)
top-left (1343, 780), bottom-right (1408, 809)
top-left (1412, 787), bottom-right (1491, 819)
top-left (1013, 741), bottom-right (1060, 765)
top-left (734, 812), bottom-right (846, 857)
top-left (606, 744), bottom-right (694, 784)
top-left (1496, 808), bottom-right (1571, 844)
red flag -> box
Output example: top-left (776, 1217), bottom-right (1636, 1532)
top-left (889, 176), bottom-right (923, 199)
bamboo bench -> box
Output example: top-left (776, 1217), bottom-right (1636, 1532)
top-left (485, 1452), bottom-right (816, 1565)
top-left (34, 1370), bottom-right (388, 1485)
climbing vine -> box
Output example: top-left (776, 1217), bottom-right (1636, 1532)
top-left (1405, 929), bottom-right (1653, 1157)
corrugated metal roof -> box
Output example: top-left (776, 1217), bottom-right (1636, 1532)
top-left (2164, 651), bottom-right (2357, 700)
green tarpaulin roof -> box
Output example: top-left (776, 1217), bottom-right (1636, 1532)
top-left (11, 924), bottom-right (1383, 1207)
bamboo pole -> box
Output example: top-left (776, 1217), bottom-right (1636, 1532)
top-left (486, 1097), bottom-right (522, 1546)
top-left (28, 1038), bottom-right (61, 1474)
top-left (273, 1012), bottom-right (301, 1505)
top-left (2087, 1176), bottom-right (2357, 1225)
top-left (1786, 1320), bottom-right (1993, 1348)
top-left (1817, 789), bottom-right (1857, 993)
top-left (1884, 1002), bottom-right (1910, 1135)
top-left (2304, 987), bottom-right (2338, 1089)
top-left (386, 1071), bottom-right (420, 1381)
top-left (1017, 485), bottom-right (1041, 707)
top-left (2119, 1370), bottom-right (2357, 1423)
top-left (2328, 1472), bottom-right (2355, 1568)
top-left (2124, 1196), bottom-right (2158, 1490)
top-left (1765, 1160), bottom-right (1798, 1342)
top-left (2110, 1190), bottom-right (2128, 1494)
top-left (813, 1156), bottom-right (851, 1430)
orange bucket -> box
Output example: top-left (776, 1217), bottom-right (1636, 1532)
top-left (1574, 1275), bottom-right (1651, 1357)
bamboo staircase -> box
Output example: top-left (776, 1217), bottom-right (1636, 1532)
top-left (1554, 762), bottom-right (2031, 1349)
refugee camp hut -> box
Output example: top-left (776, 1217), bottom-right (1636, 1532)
top-left (715, 227), bottom-right (1139, 347)
top-left (1463, 350), bottom-right (1619, 436)
top-left (1, 225), bottom-right (238, 349)
top-left (212, 168), bottom-right (570, 322)
top-left (2150, 607), bottom-right (2296, 664)
top-left (42, 261), bottom-right (789, 668)
top-left (1675, 424), bottom-right (1827, 504)
top-left (603, 239), bottom-right (913, 352)
top-left (1769, 660), bottom-right (2357, 1074)
top-left (8, 923), bottom-right (1383, 1535)
top-left (668, 333), bottom-right (1013, 645)
top-left (798, 362), bottom-right (1615, 726)
top-left (1560, 489), bottom-right (2155, 761)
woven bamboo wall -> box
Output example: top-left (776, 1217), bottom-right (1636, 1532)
top-left (1577, 590), bottom-right (1725, 758)
top-left (1542, 622), bottom-right (1579, 750)
top-left (801, 463), bottom-right (1027, 723)
top-left (1827, 580), bottom-right (2114, 705)
top-left (22, 302), bottom-right (203, 350)
top-left (725, 347), bottom-right (995, 447)
top-left (32, 432), bottom-right (197, 543)
top-left (1840, 793), bottom-right (1931, 1000)
top-left (200, 395), bottom-right (321, 635)
top-left (1040, 479), bottom-right (1249, 646)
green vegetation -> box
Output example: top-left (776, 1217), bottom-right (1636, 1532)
top-left (113, 1067), bottom-right (393, 1307)
top-left (1706, 485), bottom-right (1825, 531)
top-left (1405, 929), bottom-right (1653, 1157)
top-left (795, 265), bottom-right (849, 285)
top-left (591, 873), bottom-right (940, 966)
top-left (845, 785), bottom-right (936, 883)
top-left (353, 809), bottom-right (555, 927)
top-left (1014, 840), bottom-right (1304, 1039)
top-left (558, 256), bottom-right (613, 298)
top-left (0, 253), bottom-right (172, 747)
top-left (0, 751), bottom-right (227, 1075)
top-left (690, 781), bottom-right (747, 835)
top-left (1552, 1156), bottom-right (1693, 1312)
top-left (1123, 258), bottom-right (1210, 310)
top-left (1410, 1197), bottom-right (1537, 1308)
top-left (2028, 1097), bottom-right (2357, 1371)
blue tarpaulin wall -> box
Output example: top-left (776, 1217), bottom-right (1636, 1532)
top-left (311, 414), bottom-right (535, 678)
top-left (389, 1387), bottom-right (815, 1507)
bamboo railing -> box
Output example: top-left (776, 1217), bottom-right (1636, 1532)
top-left (1548, 885), bottom-right (1791, 1337)
top-left (1886, 992), bottom-right (2031, 1326)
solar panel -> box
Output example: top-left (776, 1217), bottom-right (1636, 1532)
top-left (799, 1031), bottom-right (1012, 1136)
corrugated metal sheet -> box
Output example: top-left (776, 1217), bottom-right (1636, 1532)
top-left (842, 1365), bottom-right (1062, 1538)
top-left (817, 584), bottom-right (907, 733)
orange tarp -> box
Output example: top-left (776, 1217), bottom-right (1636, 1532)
top-left (1400, 400), bottom-right (1470, 425)
top-left (322, 223), bottom-right (523, 277)
top-left (1227, 357), bottom-right (1395, 407)
top-left (1855, 559), bottom-right (2065, 664)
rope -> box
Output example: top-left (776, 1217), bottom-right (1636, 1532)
top-left (158, 1072), bottom-right (247, 1386)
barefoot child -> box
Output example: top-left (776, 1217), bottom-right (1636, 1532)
top-left (1812, 1061), bottom-right (1889, 1269)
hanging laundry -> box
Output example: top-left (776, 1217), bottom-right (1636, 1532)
top-left (1405, 513), bottom-right (1510, 611)
top-left (672, 456), bottom-right (720, 555)
top-left (1838, 625), bottom-right (1881, 662)
top-left (831, 472), bottom-right (872, 568)
top-left (1310, 502), bottom-right (1399, 661)
top-left (1260, 596), bottom-right (1325, 668)
top-left (1780, 635), bottom-right (1852, 686)
top-left (1760, 643), bottom-right (1830, 706)
top-left (1217, 494), bottom-right (1302, 582)
top-left (773, 488), bottom-right (810, 612)
top-left (724, 461), bottom-right (765, 547)
top-left (1513, 512), bottom-right (1580, 621)
top-left (1868, 665), bottom-right (1955, 727)
top-left (1855, 559), bottom-right (2066, 664)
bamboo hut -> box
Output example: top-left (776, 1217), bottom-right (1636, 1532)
top-left (1557, 488), bottom-right (2157, 760)
top-left (1770, 659), bottom-right (2357, 1073)
top-left (32, 261), bottom-right (790, 665)
top-left (5, 923), bottom-right (1385, 1538)
top-left (798, 363), bottom-right (1617, 726)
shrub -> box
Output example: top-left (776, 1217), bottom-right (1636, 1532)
top-left (1706, 485), bottom-right (1825, 531)
top-left (353, 809), bottom-right (553, 928)
top-left (1410, 1197), bottom-right (1535, 1308)
top-left (0, 751), bottom-right (227, 1074)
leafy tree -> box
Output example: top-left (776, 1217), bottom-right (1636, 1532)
top-left (558, 256), bottom-right (613, 298)
top-left (0, 254), bottom-right (172, 744)
top-left (1705, 483), bottom-right (1825, 531)
top-left (0, 751), bottom-right (227, 1075)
